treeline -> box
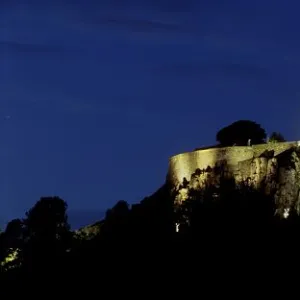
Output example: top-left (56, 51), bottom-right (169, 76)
top-left (1, 177), bottom-right (300, 285)
top-left (0, 185), bottom-right (174, 282)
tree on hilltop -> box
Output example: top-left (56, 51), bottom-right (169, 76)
top-left (269, 132), bottom-right (286, 143)
top-left (216, 120), bottom-right (267, 146)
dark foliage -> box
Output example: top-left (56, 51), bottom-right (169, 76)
top-left (216, 120), bottom-right (267, 146)
top-left (269, 131), bottom-right (286, 142)
top-left (1, 176), bottom-right (300, 290)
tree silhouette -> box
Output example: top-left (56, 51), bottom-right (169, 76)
top-left (24, 196), bottom-right (70, 242)
top-left (100, 200), bottom-right (130, 241)
top-left (216, 120), bottom-right (266, 146)
top-left (269, 132), bottom-right (286, 143)
top-left (22, 196), bottom-right (72, 276)
top-left (176, 177), bottom-right (277, 245)
top-left (2, 219), bottom-right (24, 250)
top-left (4, 219), bottom-right (24, 240)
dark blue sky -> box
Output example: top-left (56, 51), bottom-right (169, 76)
top-left (1, 0), bottom-right (300, 228)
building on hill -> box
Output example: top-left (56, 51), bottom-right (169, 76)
top-left (167, 141), bottom-right (300, 218)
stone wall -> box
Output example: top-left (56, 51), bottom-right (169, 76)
top-left (167, 141), bottom-right (297, 187)
top-left (168, 141), bottom-right (300, 217)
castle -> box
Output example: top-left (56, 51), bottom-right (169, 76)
top-left (167, 141), bottom-right (300, 217)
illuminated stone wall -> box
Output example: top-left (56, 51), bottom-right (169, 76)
top-left (167, 141), bottom-right (298, 187)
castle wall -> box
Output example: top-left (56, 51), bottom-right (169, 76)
top-left (252, 142), bottom-right (296, 157)
top-left (167, 141), bottom-right (297, 186)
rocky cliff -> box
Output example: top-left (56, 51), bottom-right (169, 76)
top-left (167, 142), bottom-right (300, 218)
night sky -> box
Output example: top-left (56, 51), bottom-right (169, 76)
top-left (1, 0), bottom-right (300, 228)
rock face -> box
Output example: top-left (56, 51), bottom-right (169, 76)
top-left (167, 141), bottom-right (300, 217)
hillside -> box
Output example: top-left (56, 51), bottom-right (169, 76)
top-left (3, 138), bottom-right (300, 283)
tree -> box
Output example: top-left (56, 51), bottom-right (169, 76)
top-left (24, 196), bottom-right (70, 242)
top-left (216, 120), bottom-right (267, 146)
top-left (101, 200), bottom-right (130, 240)
top-left (4, 219), bottom-right (24, 241)
top-left (269, 132), bottom-right (286, 143)
top-left (22, 197), bottom-right (72, 275)
top-left (0, 219), bottom-right (24, 272)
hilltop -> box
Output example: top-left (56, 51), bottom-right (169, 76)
top-left (2, 119), bottom-right (300, 283)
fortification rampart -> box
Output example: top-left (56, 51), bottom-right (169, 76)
top-left (167, 141), bottom-right (298, 186)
